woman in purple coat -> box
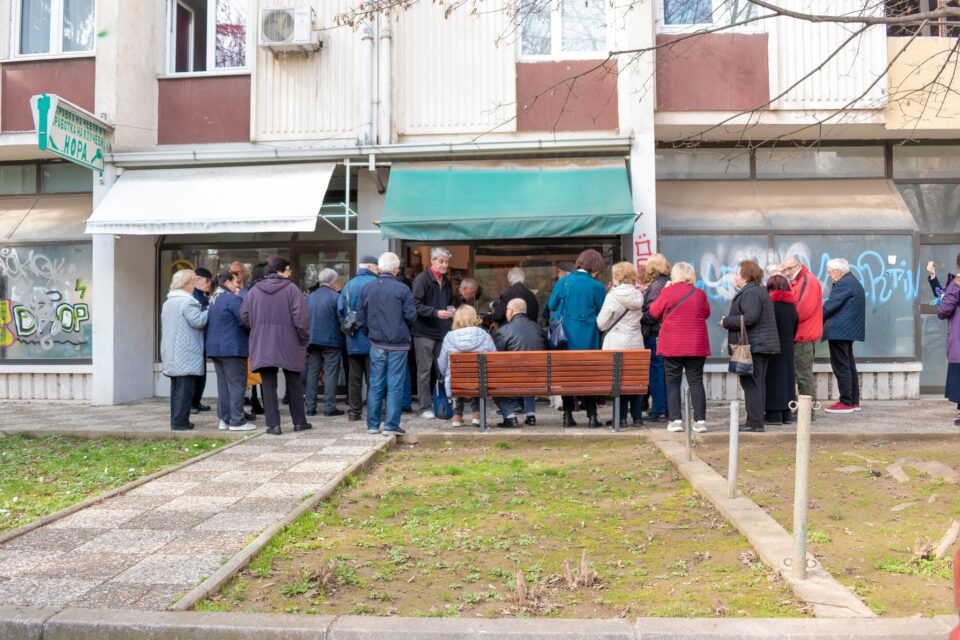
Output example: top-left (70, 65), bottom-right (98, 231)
top-left (934, 254), bottom-right (960, 427)
top-left (240, 255), bottom-right (310, 435)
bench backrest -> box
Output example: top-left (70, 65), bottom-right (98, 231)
top-left (450, 350), bottom-right (650, 398)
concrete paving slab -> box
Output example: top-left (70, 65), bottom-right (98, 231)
top-left (83, 495), bottom-right (173, 512)
top-left (119, 510), bottom-right (216, 530)
top-left (155, 496), bottom-right (241, 512)
top-left (29, 552), bottom-right (140, 581)
top-left (0, 551), bottom-right (62, 579)
top-left (224, 497), bottom-right (301, 514)
top-left (270, 471), bottom-right (338, 485)
top-left (328, 615), bottom-right (636, 639)
top-left (0, 605), bottom-right (59, 640)
top-left (287, 458), bottom-right (351, 473)
top-left (0, 578), bottom-right (100, 608)
top-left (112, 554), bottom-right (224, 585)
top-left (154, 531), bottom-right (251, 557)
top-left (128, 481), bottom-right (200, 497)
top-left (0, 528), bottom-right (107, 553)
top-left (72, 529), bottom-right (184, 555)
top-left (247, 482), bottom-right (315, 499)
top-left (183, 481), bottom-right (262, 497)
top-left (43, 608), bottom-right (333, 640)
top-left (47, 509), bottom-right (142, 529)
top-left (211, 469), bottom-right (283, 483)
top-left (192, 511), bottom-right (285, 532)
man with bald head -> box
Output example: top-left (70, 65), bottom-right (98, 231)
top-left (493, 298), bottom-right (546, 427)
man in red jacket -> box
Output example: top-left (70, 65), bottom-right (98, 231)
top-left (781, 255), bottom-right (823, 407)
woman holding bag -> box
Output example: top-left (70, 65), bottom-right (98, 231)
top-left (597, 261), bottom-right (645, 428)
top-left (720, 260), bottom-right (780, 433)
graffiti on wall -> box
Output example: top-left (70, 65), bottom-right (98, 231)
top-left (0, 245), bottom-right (92, 359)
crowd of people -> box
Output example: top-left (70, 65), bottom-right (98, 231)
top-left (160, 245), bottom-right (872, 434)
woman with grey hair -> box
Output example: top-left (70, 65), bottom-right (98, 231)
top-left (492, 266), bottom-right (540, 324)
top-left (161, 269), bottom-right (209, 430)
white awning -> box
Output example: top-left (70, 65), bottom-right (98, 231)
top-left (84, 163), bottom-right (336, 235)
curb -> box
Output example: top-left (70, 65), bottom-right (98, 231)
top-left (0, 431), bottom-right (259, 546)
top-left (0, 428), bottom-right (253, 441)
top-left (652, 438), bottom-right (875, 619)
top-left (0, 607), bottom-right (952, 640)
top-left (694, 430), bottom-right (959, 444)
top-left (169, 434), bottom-right (396, 611)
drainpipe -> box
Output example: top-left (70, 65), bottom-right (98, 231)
top-left (377, 16), bottom-right (392, 145)
top-left (360, 21), bottom-right (374, 145)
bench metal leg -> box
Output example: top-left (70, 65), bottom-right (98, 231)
top-left (479, 397), bottom-right (487, 433)
top-left (613, 395), bottom-right (621, 432)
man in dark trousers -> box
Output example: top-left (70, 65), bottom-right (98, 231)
top-left (493, 298), bottom-right (546, 427)
top-left (191, 267), bottom-right (214, 413)
top-left (305, 268), bottom-right (344, 417)
top-left (339, 256), bottom-right (379, 421)
top-left (822, 257), bottom-right (866, 415)
top-left (411, 247), bottom-right (454, 419)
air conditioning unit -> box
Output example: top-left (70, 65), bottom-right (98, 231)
top-left (259, 7), bottom-right (321, 53)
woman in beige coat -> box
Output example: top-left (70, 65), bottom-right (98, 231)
top-left (597, 261), bottom-right (645, 427)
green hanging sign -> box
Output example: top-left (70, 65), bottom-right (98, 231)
top-left (29, 94), bottom-right (112, 175)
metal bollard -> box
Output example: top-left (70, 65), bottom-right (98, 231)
top-left (684, 387), bottom-right (693, 461)
top-left (727, 401), bottom-right (739, 499)
top-left (791, 394), bottom-right (813, 579)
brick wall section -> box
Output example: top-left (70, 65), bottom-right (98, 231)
top-left (158, 75), bottom-right (251, 144)
top-left (516, 59), bottom-right (619, 132)
top-left (1, 58), bottom-right (96, 132)
top-left (656, 33), bottom-right (769, 111)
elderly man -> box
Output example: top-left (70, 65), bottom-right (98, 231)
top-left (305, 268), bottom-right (344, 417)
top-left (190, 267), bottom-right (214, 414)
top-left (339, 256), bottom-right (379, 421)
top-left (230, 261), bottom-right (249, 298)
top-left (781, 254), bottom-right (823, 412)
top-left (492, 267), bottom-right (539, 324)
top-left (358, 252), bottom-right (417, 435)
top-left (822, 258), bottom-right (865, 415)
top-left (411, 247), bottom-right (454, 419)
top-left (494, 298), bottom-right (546, 427)
top-left (457, 277), bottom-right (481, 308)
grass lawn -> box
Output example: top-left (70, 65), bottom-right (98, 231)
top-left (199, 440), bottom-right (807, 618)
top-left (0, 434), bottom-right (225, 531)
top-left (697, 437), bottom-right (960, 617)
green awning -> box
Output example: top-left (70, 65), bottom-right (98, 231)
top-left (380, 162), bottom-right (636, 241)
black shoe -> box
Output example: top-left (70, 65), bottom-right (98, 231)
top-left (266, 426), bottom-right (282, 435)
top-left (382, 426), bottom-right (406, 435)
top-left (244, 412), bottom-right (256, 421)
top-left (632, 418), bottom-right (644, 427)
top-left (587, 415), bottom-right (602, 429)
top-left (294, 423), bottom-right (313, 432)
top-left (171, 424), bottom-right (194, 431)
top-left (323, 408), bottom-right (345, 417)
top-left (739, 424), bottom-right (765, 433)
top-left (244, 397), bottom-right (252, 407)
top-left (402, 407), bottom-right (414, 414)
top-left (955, 417), bottom-right (960, 427)
top-left (189, 407), bottom-right (201, 415)
top-left (525, 415), bottom-right (536, 426)
top-left (348, 412), bottom-right (363, 422)
top-left (562, 412), bottom-right (578, 428)
top-left (306, 409), bottom-right (317, 416)
top-left (497, 417), bottom-right (520, 429)
top-left (282, 395), bottom-right (290, 405)
top-left (646, 413), bottom-right (667, 423)
top-left (193, 403), bottom-right (211, 412)
top-left (604, 419), bottom-right (628, 429)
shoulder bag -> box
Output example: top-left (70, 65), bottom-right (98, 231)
top-left (548, 281), bottom-right (569, 350)
top-left (340, 287), bottom-right (359, 336)
top-left (728, 316), bottom-right (753, 376)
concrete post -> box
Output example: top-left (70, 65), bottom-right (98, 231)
top-left (793, 394), bottom-right (813, 579)
top-left (727, 400), bottom-right (739, 499)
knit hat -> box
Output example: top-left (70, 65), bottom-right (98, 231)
top-left (195, 267), bottom-right (213, 279)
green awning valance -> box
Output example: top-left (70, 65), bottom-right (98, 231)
top-left (380, 162), bottom-right (636, 241)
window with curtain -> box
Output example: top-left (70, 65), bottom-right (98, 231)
top-left (168, 0), bottom-right (248, 73)
top-left (18, 0), bottom-right (94, 56)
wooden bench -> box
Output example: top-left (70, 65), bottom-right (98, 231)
top-left (449, 350), bottom-right (651, 432)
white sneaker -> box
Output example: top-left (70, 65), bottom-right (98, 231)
top-left (451, 416), bottom-right (464, 428)
top-left (667, 420), bottom-right (684, 433)
top-left (692, 420), bottom-right (707, 433)
top-left (229, 423), bottom-right (257, 432)
top-left (218, 420), bottom-right (229, 430)
top-left (471, 412), bottom-right (481, 426)
top-left (419, 410), bottom-right (436, 420)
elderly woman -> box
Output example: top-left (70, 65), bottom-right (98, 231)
top-left (548, 248), bottom-right (607, 427)
top-left (650, 262), bottom-right (711, 433)
top-left (932, 255), bottom-right (960, 426)
top-left (720, 260), bottom-right (780, 432)
top-left (161, 269), bottom-right (208, 431)
top-left (639, 253), bottom-right (672, 422)
top-left (437, 305), bottom-right (498, 427)
top-left (240, 255), bottom-right (310, 436)
top-left (206, 271), bottom-right (256, 432)
top-left (492, 267), bottom-right (540, 324)
top-left (597, 261), bottom-right (645, 428)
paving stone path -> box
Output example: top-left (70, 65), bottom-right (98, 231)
top-left (0, 424), bottom-right (385, 610)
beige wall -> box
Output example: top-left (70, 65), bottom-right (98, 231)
top-left (887, 37), bottom-right (960, 131)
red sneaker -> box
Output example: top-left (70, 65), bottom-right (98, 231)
top-left (825, 402), bottom-right (856, 414)
top-left (852, 404), bottom-right (862, 412)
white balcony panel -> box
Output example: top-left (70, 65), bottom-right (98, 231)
top-left (768, 0), bottom-right (887, 111)
top-left (255, 0), bottom-right (361, 141)
top-left (395, 1), bottom-right (516, 135)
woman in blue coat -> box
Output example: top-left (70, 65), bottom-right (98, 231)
top-left (547, 248), bottom-right (607, 428)
top-left (207, 271), bottom-right (256, 432)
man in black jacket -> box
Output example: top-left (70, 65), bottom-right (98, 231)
top-left (492, 267), bottom-right (539, 325)
top-left (411, 247), bottom-right (454, 418)
top-left (493, 298), bottom-right (546, 427)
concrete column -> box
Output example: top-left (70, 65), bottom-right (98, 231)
top-left (356, 169), bottom-right (390, 260)
top-left (615, 0), bottom-right (658, 269)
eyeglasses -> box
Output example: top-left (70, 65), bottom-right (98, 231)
top-left (231, 271), bottom-right (242, 276)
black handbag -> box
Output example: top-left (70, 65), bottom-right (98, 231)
top-left (548, 281), bottom-right (568, 350)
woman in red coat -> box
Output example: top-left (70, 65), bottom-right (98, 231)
top-left (649, 262), bottom-right (712, 433)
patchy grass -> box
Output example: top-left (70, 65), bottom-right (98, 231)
top-left (697, 438), bottom-right (960, 617)
top-left (0, 434), bottom-right (225, 531)
top-left (201, 441), bottom-right (807, 618)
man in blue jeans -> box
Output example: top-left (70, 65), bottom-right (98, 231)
top-left (356, 252), bottom-right (417, 435)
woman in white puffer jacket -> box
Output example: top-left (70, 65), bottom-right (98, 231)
top-left (597, 261), bottom-right (645, 427)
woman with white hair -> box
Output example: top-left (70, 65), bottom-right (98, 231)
top-left (492, 266), bottom-right (540, 324)
top-left (822, 257), bottom-right (866, 414)
top-left (161, 269), bottom-right (209, 430)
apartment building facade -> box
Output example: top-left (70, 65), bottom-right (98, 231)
top-left (0, 0), bottom-right (956, 404)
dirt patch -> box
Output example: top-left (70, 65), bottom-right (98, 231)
top-left (200, 440), bottom-right (806, 618)
top-left (697, 437), bottom-right (960, 617)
